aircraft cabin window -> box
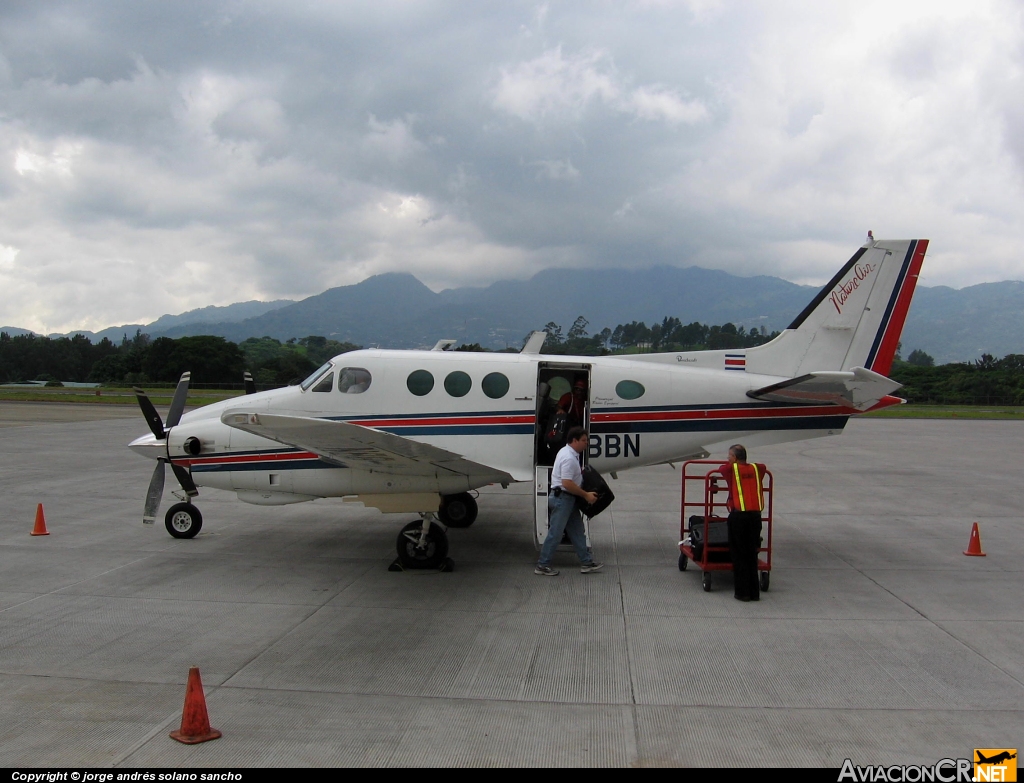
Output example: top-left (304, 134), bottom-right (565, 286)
top-left (615, 380), bottom-right (646, 400)
top-left (338, 367), bottom-right (372, 394)
top-left (311, 371), bottom-right (334, 393)
top-left (407, 369), bottom-right (434, 396)
top-left (444, 370), bottom-right (472, 397)
top-left (301, 362), bottom-right (334, 391)
top-left (481, 372), bottom-right (510, 399)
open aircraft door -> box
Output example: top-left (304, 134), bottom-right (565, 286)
top-left (533, 362), bottom-right (592, 550)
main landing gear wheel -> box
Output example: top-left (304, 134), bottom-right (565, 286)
top-left (165, 502), bottom-right (203, 539)
top-left (438, 492), bottom-right (478, 528)
top-left (678, 553), bottom-right (688, 571)
top-left (702, 572), bottom-right (712, 592)
top-left (759, 571), bottom-right (770, 592)
top-left (396, 520), bottom-right (449, 569)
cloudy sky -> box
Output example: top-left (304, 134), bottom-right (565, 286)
top-left (2, 1), bottom-right (1023, 333)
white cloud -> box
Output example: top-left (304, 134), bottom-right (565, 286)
top-left (0, 243), bottom-right (18, 270)
top-left (656, 0), bottom-right (1024, 286)
top-left (14, 142), bottom-right (82, 177)
top-left (363, 114), bottom-right (426, 162)
top-left (613, 199), bottom-right (634, 219)
top-left (493, 46), bottom-right (708, 127)
top-left (624, 86), bottom-right (708, 125)
top-left (325, 189), bottom-right (577, 292)
top-left (493, 47), bottom-right (618, 121)
top-left (1, 1), bottom-right (1024, 334)
top-left (530, 158), bottom-right (580, 181)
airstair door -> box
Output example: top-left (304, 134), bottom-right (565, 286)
top-left (533, 361), bottom-right (592, 550)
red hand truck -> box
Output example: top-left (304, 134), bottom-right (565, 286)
top-left (678, 459), bottom-right (773, 593)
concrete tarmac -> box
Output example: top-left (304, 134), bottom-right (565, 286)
top-left (0, 403), bottom-right (1021, 767)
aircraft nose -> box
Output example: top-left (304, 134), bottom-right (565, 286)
top-left (129, 432), bottom-right (166, 461)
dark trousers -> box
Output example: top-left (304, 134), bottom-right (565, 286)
top-left (727, 510), bottom-right (762, 599)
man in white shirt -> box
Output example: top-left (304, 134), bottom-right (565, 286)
top-left (535, 426), bottom-right (605, 576)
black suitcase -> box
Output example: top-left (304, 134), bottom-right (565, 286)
top-left (689, 515), bottom-right (730, 562)
top-left (580, 465), bottom-right (615, 518)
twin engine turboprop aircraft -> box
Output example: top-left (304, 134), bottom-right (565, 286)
top-left (129, 237), bottom-right (928, 568)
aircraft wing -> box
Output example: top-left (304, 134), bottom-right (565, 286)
top-left (747, 366), bottom-right (903, 410)
top-left (221, 411), bottom-right (515, 480)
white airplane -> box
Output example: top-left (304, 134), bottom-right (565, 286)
top-left (129, 236), bottom-right (928, 568)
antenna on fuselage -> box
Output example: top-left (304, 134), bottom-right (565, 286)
top-left (431, 339), bottom-right (458, 351)
top-left (521, 331), bottom-right (547, 354)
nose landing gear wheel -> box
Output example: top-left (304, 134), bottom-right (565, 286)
top-left (438, 492), bottom-right (478, 528)
top-left (165, 503), bottom-right (203, 539)
top-left (396, 520), bottom-right (449, 569)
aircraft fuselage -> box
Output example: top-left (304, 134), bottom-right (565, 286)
top-left (130, 347), bottom-right (864, 506)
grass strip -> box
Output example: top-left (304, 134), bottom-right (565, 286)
top-left (0, 388), bottom-right (244, 406)
top-left (861, 404), bottom-right (1024, 420)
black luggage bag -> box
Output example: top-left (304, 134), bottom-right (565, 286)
top-left (688, 515), bottom-right (730, 563)
top-left (580, 465), bottom-right (615, 518)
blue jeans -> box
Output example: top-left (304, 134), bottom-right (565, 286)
top-left (538, 491), bottom-right (592, 566)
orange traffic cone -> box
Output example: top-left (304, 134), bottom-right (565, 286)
top-left (169, 667), bottom-right (222, 744)
top-left (963, 522), bottom-right (986, 557)
top-left (30, 504), bottom-right (49, 536)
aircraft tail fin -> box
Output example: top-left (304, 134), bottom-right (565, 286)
top-left (746, 238), bottom-right (928, 378)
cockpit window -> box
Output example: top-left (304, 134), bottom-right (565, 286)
top-left (301, 362), bottom-right (334, 391)
top-left (339, 367), bottom-right (372, 394)
top-left (311, 371), bottom-right (334, 393)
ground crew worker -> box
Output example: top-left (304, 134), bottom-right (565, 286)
top-left (714, 444), bottom-right (766, 601)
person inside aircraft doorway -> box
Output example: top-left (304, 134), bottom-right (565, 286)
top-left (535, 426), bottom-right (604, 576)
top-left (557, 376), bottom-right (588, 429)
top-left (714, 444), bottom-right (767, 602)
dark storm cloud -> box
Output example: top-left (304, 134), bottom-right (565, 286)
top-left (1, 1), bottom-right (1022, 331)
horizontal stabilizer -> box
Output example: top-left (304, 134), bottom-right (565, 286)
top-left (747, 367), bottom-right (902, 410)
top-left (221, 411), bottom-right (514, 481)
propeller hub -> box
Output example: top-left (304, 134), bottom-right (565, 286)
top-left (129, 432), bottom-right (166, 461)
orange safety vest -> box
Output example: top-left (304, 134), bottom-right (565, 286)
top-left (729, 462), bottom-right (764, 512)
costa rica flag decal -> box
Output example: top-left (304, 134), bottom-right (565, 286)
top-left (724, 353), bottom-right (746, 371)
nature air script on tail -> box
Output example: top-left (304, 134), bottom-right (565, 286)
top-left (830, 260), bottom-right (876, 314)
top-left (126, 237), bottom-right (928, 572)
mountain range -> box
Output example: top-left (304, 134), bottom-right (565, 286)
top-left (4, 267), bottom-right (1023, 365)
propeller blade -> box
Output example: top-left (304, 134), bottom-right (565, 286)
top-left (133, 387), bottom-right (165, 440)
top-left (244, 371), bottom-right (257, 395)
top-left (170, 462), bottom-right (199, 497)
top-left (165, 371), bottom-right (191, 429)
top-left (144, 460), bottom-right (166, 524)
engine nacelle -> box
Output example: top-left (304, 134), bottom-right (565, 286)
top-left (166, 419), bottom-right (222, 458)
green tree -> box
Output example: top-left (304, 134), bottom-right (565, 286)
top-left (297, 336), bottom-right (360, 365)
top-left (543, 322), bottom-right (563, 345)
top-left (567, 316), bottom-right (589, 340)
top-left (907, 349), bottom-right (934, 367)
top-left (142, 336), bottom-right (245, 384)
